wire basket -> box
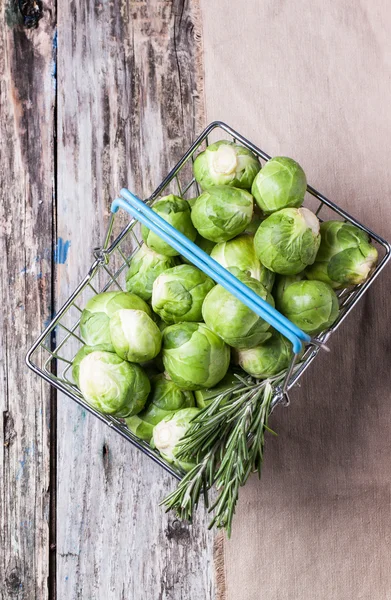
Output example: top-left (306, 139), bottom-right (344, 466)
top-left (26, 121), bottom-right (391, 480)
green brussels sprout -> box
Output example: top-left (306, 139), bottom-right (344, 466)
top-left (152, 264), bottom-right (215, 324)
top-left (125, 373), bottom-right (195, 441)
top-left (162, 322), bottom-right (230, 390)
top-left (278, 280), bottom-right (339, 335)
top-left (210, 235), bottom-right (275, 291)
top-left (251, 156), bottom-right (307, 214)
top-left (202, 268), bottom-right (274, 349)
top-left (152, 407), bottom-right (200, 471)
top-left (193, 140), bottom-right (261, 190)
top-left (109, 309), bottom-right (162, 363)
top-left (71, 344), bottom-right (109, 387)
top-left (273, 273), bottom-right (305, 309)
top-left (194, 371), bottom-right (241, 409)
top-left (75, 349), bottom-right (150, 417)
top-left (142, 195), bottom-right (197, 257)
top-left (254, 207), bottom-right (321, 275)
top-left (306, 221), bottom-right (378, 288)
top-left (125, 245), bottom-right (178, 301)
top-left (79, 291), bottom-right (152, 351)
top-left (234, 330), bottom-right (294, 379)
top-left (191, 186), bottom-right (253, 243)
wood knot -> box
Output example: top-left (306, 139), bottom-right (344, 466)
top-left (5, 566), bottom-right (22, 595)
top-left (3, 411), bottom-right (16, 448)
top-left (165, 518), bottom-right (191, 545)
top-left (102, 442), bottom-right (111, 481)
top-left (18, 0), bottom-right (42, 29)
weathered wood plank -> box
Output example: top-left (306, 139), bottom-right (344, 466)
top-left (0, 2), bottom-right (56, 599)
top-left (56, 1), bottom-right (214, 598)
top-left (200, 0), bottom-right (391, 598)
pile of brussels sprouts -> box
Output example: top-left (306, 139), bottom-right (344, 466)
top-left (72, 140), bottom-right (378, 472)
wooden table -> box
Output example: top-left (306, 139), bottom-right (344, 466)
top-left (1, 1), bottom-right (215, 598)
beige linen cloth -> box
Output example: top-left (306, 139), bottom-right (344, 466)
top-left (199, 1), bottom-right (391, 598)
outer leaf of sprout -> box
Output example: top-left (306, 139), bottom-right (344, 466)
top-left (202, 267), bottom-right (274, 349)
top-left (142, 195), bottom-right (197, 256)
top-left (152, 264), bottom-right (214, 324)
top-left (162, 322), bottom-right (230, 390)
top-left (125, 245), bottom-right (178, 300)
top-left (191, 186), bottom-right (254, 243)
top-left (278, 279), bottom-right (339, 335)
top-left (193, 140), bottom-right (261, 190)
top-left (254, 207), bottom-right (321, 275)
top-left (76, 350), bottom-right (150, 417)
top-left (251, 156), bottom-right (307, 215)
top-left (79, 291), bottom-right (152, 351)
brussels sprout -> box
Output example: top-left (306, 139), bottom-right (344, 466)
top-left (254, 207), bottom-right (321, 275)
top-left (152, 407), bottom-right (200, 470)
top-left (71, 344), bottom-right (109, 387)
top-left (194, 371), bottom-right (241, 409)
top-left (125, 245), bottom-right (178, 301)
top-left (210, 235), bottom-right (275, 290)
top-left (125, 373), bottom-right (195, 441)
top-left (306, 221), bottom-right (378, 288)
top-left (162, 322), bottom-right (230, 390)
top-left (202, 268), bottom-right (274, 349)
top-left (193, 140), bottom-right (261, 190)
top-left (152, 264), bottom-right (215, 324)
top-left (251, 156), bottom-right (307, 214)
top-left (79, 291), bottom-right (152, 351)
top-left (76, 349), bottom-right (150, 417)
top-left (109, 309), bottom-right (162, 363)
top-left (191, 186), bottom-right (253, 243)
top-left (142, 195), bottom-right (196, 256)
top-left (278, 280), bottom-right (339, 335)
top-left (234, 330), bottom-right (294, 379)
top-left (273, 273), bottom-right (305, 309)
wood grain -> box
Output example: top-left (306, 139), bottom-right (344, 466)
top-left (200, 0), bottom-right (391, 598)
top-left (0, 2), bottom-right (56, 599)
top-left (56, 1), bottom-right (213, 598)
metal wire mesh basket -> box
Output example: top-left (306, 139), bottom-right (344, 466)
top-left (26, 121), bottom-right (391, 480)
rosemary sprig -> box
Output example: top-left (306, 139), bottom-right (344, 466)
top-left (161, 378), bottom-right (275, 536)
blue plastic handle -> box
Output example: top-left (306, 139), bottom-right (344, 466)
top-left (112, 190), bottom-right (310, 354)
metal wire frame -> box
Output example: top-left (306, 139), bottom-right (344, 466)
top-left (26, 121), bottom-right (391, 480)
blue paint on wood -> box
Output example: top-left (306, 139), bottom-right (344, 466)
top-left (54, 238), bottom-right (71, 264)
top-left (15, 446), bottom-right (35, 480)
top-left (52, 29), bottom-right (57, 91)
